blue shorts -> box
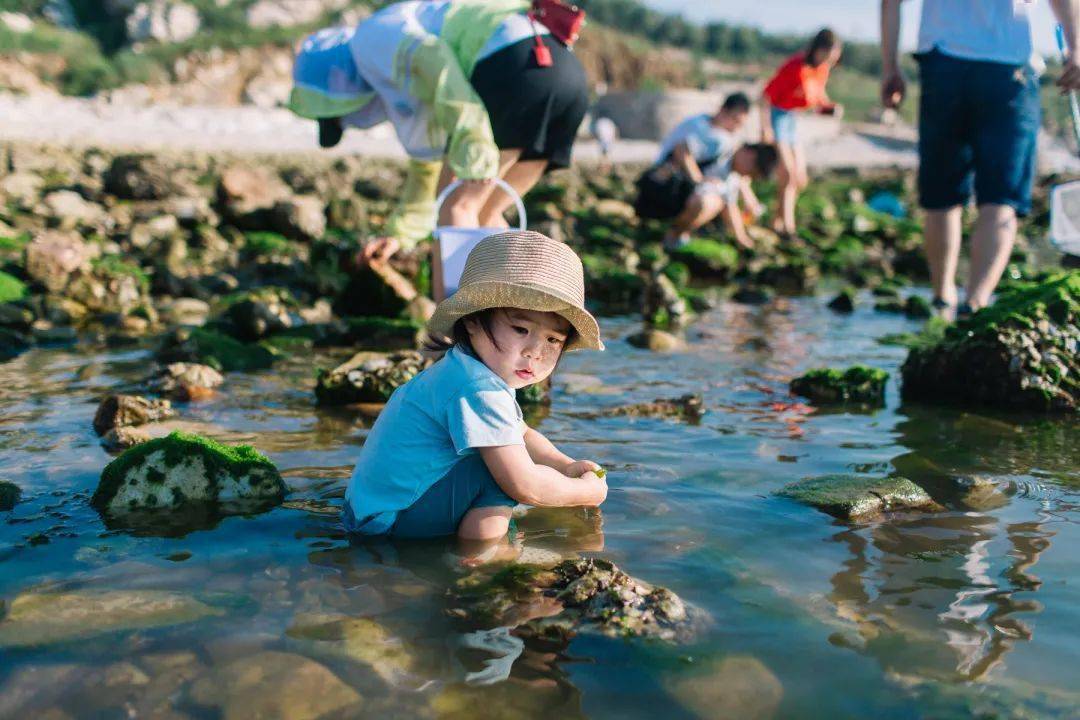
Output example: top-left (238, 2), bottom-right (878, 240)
top-left (916, 49), bottom-right (1040, 216)
top-left (770, 106), bottom-right (798, 145)
top-left (342, 453), bottom-right (517, 539)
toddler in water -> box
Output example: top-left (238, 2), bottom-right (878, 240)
top-left (342, 230), bottom-right (608, 541)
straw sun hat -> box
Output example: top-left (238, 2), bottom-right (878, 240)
top-left (427, 230), bottom-right (604, 351)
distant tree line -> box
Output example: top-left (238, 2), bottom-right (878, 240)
top-left (578, 0), bottom-right (885, 76)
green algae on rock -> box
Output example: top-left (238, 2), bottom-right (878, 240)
top-left (156, 326), bottom-right (280, 372)
top-left (0, 480), bottom-right (21, 511)
top-left (790, 366), bottom-right (889, 405)
top-left (777, 474), bottom-right (935, 520)
top-left (598, 393), bottom-right (705, 422)
top-left (669, 239), bottom-right (740, 279)
top-left (901, 272), bottom-right (1080, 412)
top-left (0, 589), bottom-right (222, 647)
top-left (92, 431), bottom-right (285, 514)
top-left (315, 350), bottom-right (430, 406)
top-left (0, 270), bottom-right (28, 304)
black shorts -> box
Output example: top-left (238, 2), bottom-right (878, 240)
top-left (634, 164), bottom-right (696, 220)
top-left (470, 36), bottom-right (589, 170)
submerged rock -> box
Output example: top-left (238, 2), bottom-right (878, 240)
top-left (777, 474), bottom-right (935, 520)
top-left (627, 327), bottom-right (685, 352)
top-left (449, 558), bottom-right (699, 642)
top-left (93, 394), bottom-right (175, 436)
top-left (601, 393), bottom-right (705, 422)
top-left (315, 350), bottom-right (431, 406)
top-left (667, 655), bottom-right (784, 720)
top-left (731, 285), bottom-right (774, 305)
top-left (0, 480), bottom-right (20, 511)
top-left (91, 431), bottom-right (285, 514)
top-left (188, 651), bottom-right (361, 720)
top-left (287, 615), bottom-right (416, 685)
top-left (0, 589), bottom-right (222, 647)
top-left (901, 272), bottom-right (1079, 412)
top-left (789, 366), bottom-right (888, 405)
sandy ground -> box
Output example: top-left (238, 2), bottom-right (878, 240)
top-left (2, 91), bottom-right (1078, 173)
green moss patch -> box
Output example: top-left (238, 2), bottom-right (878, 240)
top-left (790, 365), bottom-right (889, 405)
top-left (0, 271), bottom-right (28, 304)
top-left (670, 239), bottom-right (740, 278)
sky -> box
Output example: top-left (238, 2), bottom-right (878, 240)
top-left (642, 0), bottom-right (1064, 57)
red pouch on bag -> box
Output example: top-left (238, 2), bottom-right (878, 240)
top-left (530, 0), bottom-right (586, 46)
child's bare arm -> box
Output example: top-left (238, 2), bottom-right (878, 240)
top-left (479, 444), bottom-right (607, 507)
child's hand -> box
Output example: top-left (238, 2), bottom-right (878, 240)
top-left (578, 470), bottom-right (608, 506)
top-left (564, 459), bottom-right (601, 478)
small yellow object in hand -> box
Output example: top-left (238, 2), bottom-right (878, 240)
top-left (595, 468), bottom-right (607, 479)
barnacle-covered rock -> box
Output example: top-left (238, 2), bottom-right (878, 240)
top-left (314, 350), bottom-right (431, 406)
top-left (790, 366), bottom-right (888, 405)
top-left (598, 393), bottom-right (704, 422)
top-left (901, 272), bottom-right (1079, 412)
top-left (448, 558), bottom-right (700, 642)
top-left (91, 431), bottom-right (285, 514)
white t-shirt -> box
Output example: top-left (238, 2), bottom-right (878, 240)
top-left (657, 114), bottom-right (738, 180)
top-left (918, 0), bottom-right (1034, 66)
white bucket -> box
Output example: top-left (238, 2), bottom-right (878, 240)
top-left (1050, 180), bottom-right (1080, 255)
top-left (432, 178), bottom-right (527, 297)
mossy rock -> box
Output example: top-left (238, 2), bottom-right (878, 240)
top-left (777, 474), bottom-right (934, 519)
top-left (340, 316), bottom-right (422, 350)
top-left (242, 231), bottom-right (299, 262)
top-left (157, 327), bottom-right (280, 372)
top-left (92, 431), bottom-right (285, 514)
top-left (903, 294), bottom-right (933, 319)
top-left (0, 480), bottom-right (21, 511)
top-left (827, 287), bottom-right (856, 313)
top-left (516, 380), bottom-right (551, 406)
top-left (90, 255), bottom-right (150, 294)
top-left (901, 272), bottom-right (1080, 412)
top-left (670, 239), bottom-right (740, 279)
top-left (315, 350), bottom-right (431, 406)
top-left (581, 255), bottom-right (645, 313)
top-left (790, 366), bottom-right (889, 405)
top-left (0, 327), bottom-right (32, 360)
top-left (217, 286), bottom-right (298, 342)
top-left (0, 271), bottom-right (28, 304)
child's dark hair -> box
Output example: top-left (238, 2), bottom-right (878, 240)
top-left (805, 28), bottom-right (839, 67)
top-left (720, 92), bottom-right (750, 115)
top-left (424, 308), bottom-right (579, 356)
top-left (744, 143), bottom-right (780, 179)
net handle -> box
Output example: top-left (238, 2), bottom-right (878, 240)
top-left (433, 178), bottom-right (527, 231)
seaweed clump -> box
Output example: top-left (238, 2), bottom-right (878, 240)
top-left (790, 366), bottom-right (889, 405)
top-left (901, 272), bottom-right (1079, 412)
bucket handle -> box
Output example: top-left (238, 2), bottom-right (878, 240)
top-left (433, 178), bottom-right (528, 231)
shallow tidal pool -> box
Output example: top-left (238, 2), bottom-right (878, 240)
top-left (1, 293), bottom-right (1078, 719)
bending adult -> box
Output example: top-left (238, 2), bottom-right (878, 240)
top-left (881, 0), bottom-right (1080, 314)
top-left (289, 0), bottom-right (589, 298)
top-left (288, 1), bottom-right (506, 267)
top-left (760, 28), bottom-right (843, 238)
top-left (436, 1), bottom-right (590, 231)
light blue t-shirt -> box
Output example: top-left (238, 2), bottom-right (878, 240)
top-left (344, 345), bottom-right (525, 534)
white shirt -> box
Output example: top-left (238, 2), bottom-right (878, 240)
top-left (917, 0), bottom-right (1035, 66)
top-left (657, 114), bottom-right (737, 180)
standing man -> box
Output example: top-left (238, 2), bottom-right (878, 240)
top-left (880, 0), bottom-right (1080, 314)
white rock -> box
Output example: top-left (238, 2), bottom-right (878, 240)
top-left (246, 0), bottom-right (347, 29)
top-left (126, 1), bottom-right (201, 44)
top-left (0, 12), bottom-right (33, 33)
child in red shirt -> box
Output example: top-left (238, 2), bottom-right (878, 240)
top-left (760, 28), bottom-right (843, 236)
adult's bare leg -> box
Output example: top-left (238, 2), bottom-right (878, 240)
top-left (478, 158), bottom-right (549, 227)
top-left (437, 149), bottom-right (522, 227)
top-left (966, 203), bottom-right (1016, 310)
top-left (774, 142), bottom-right (798, 234)
top-left (664, 192), bottom-right (724, 246)
top-left (923, 206), bottom-right (963, 306)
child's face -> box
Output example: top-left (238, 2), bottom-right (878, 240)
top-left (718, 109), bottom-right (748, 133)
top-left (465, 309), bottom-right (570, 389)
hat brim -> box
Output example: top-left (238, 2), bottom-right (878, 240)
top-left (428, 281), bottom-right (604, 351)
